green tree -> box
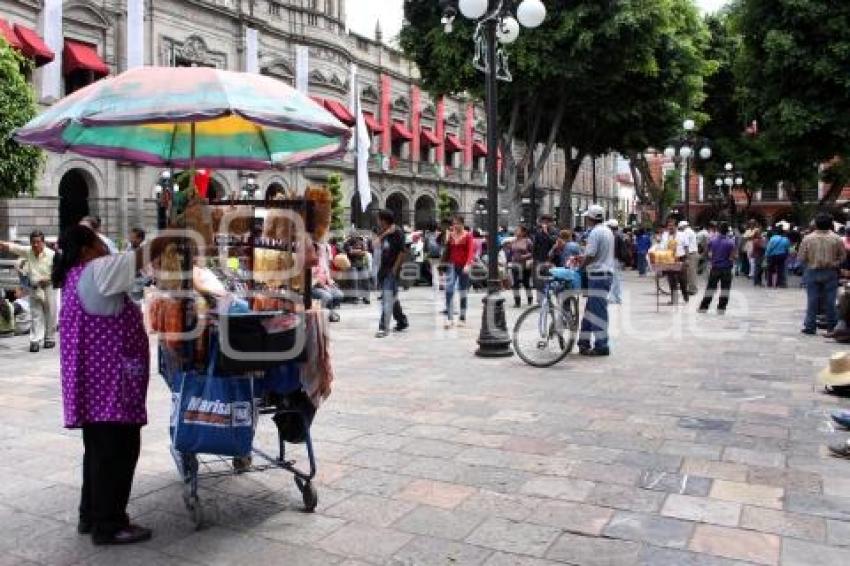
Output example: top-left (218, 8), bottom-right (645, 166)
top-left (733, 0), bottom-right (850, 206)
top-left (437, 187), bottom-right (453, 222)
top-left (327, 173), bottom-right (344, 230)
top-left (0, 41), bottom-right (42, 197)
top-left (401, 0), bottom-right (711, 227)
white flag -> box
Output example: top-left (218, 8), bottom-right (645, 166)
top-left (355, 97), bottom-right (372, 213)
top-left (127, 0), bottom-right (144, 69)
top-left (295, 46), bottom-right (309, 95)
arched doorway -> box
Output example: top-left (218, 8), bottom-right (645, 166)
top-left (414, 195), bottom-right (436, 230)
top-left (207, 178), bottom-right (226, 201)
top-left (351, 192), bottom-right (378, 230)
top-left (266, 182), bottom-right (287, 200)
top-left (58, 169), bottom-right (93, 234)
top-left (386, 192), bottom-right (410, 227)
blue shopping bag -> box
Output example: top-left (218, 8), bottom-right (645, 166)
top-left (172, 343), bottom-right (256, 457)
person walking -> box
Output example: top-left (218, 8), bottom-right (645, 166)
top-left (344, 232), bottom-right (372, 304)
top-left (442, 215), bottom-right (475, 328)
top-left (0, 231), bottom-right (56, 352)
top-left (375, 209), bottom-right (409, 338)
top-left (635, 228), bottom-right (652, 277)
top-left (607, 219), bottom-right (626, 305)
top-left (799, 213), bottom-right (846, 335)
top-left (698, 222), bottom-right (737, 314)
top-left (52, 224), bottom-right (173, 545)
top-left (765, 227), bottom-right (792, 288)
top-left (509, 225), bottom-right (534, 308)
top-left (577, 205), bottom-right (616, 357)
top-left (751, 228), bottom-right (766, 286)
top-left (661, 220), bottom-right (689, 304)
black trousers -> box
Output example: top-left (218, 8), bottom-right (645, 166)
top-left (80, 423), bottom-right (142, 539)
top-left (699, 267), bottom-right (732, 311)
top-left (667, 264), bottom-right (689, 303)
top-left (511, 264), bottom-right (533, 305)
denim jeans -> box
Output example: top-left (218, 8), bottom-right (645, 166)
top-left (445, 265), bottom-right (470, 321)
top-left (311, 285), bottom-right (344, 310)
top-left (608, 262), bottom-right (623, 304)
top-left (637, 253), bottom-right (648, 276)
top-left (804, 268), bottom-right (839, 332)
top-left (378, 275), bottom-right (407, 331)
top-left (578, 272), bottom-right (613, 352)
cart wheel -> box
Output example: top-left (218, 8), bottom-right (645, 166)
top-left (294, 477), bottom-right (318, 512)
top-left (184, 494), bottom-right (204, 530)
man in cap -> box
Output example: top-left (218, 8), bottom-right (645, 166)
top-left (577, 205), bottom-right (615, 356)
top-left (679, 220), bottom-right (699, 294)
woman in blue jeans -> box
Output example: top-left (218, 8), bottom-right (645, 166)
top-left (443, 215), bottom-right (474, 329)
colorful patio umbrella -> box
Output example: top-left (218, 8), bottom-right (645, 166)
top-left (14, 66), bottom-right (351, 170)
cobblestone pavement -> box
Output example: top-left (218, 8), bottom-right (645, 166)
top-left (1, 272), bottom-right (850, 565)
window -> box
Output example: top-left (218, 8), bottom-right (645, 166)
top-left (268, 2), bottom-right (280, 17)
top-left (308, 13), bottom-right (318, 26)
top-left (65, 70), bottom-right (91, 95)
top-left (326, 0), bottom-right (335, 16)
top-left (356, 38), bottom-right (369, 52)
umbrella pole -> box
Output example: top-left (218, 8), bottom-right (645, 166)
top-left (190, 121), bottom-right (196, 190)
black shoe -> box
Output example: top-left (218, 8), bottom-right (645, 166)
top-left (43, 340), bottom-right (55, 349)
top-left (78, 520), bottom-right (92, 535)
top-left (581, 348), bottom-right (610, 357)
top-left (394, 322), bottom-right (409, 332)
top-left (801, 328), bottom-right (816, 336)
top-left (363, 298), bottom-right (371, 305)
top-left (29, 342), bottom-right (39, 353)
top-left (92, 525), bottom-right (152, 545)
top-left (697, 308), bottom-right (708, 314)
top-left (328, 311), bottom-right (341, 323)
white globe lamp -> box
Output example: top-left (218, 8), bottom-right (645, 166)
top-left (664, 146), bottom-right (676, 159)
top-left (497, 16), bottom-right (520, 44)
top-left (459, 0), bottom-right (488, 19)
top-left (679, 145), bottom-right (693, 159)
top-left (725, 162), bottom-right (733, 171)
top-left (735, 176), bottom-right (744, 186)
top-left (699, 146), bottom-right (712, 160)
top-left (683, 119), bottom-right (696, 131)
top-left (724, 177), bottom-right (733, 187)
top-left (517, 0), bottom-right (546, 29)
top-left (715, 178), bottom-right (723, 188)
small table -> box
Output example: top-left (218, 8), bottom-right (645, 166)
top-left (651, 262), bottom-right (684, 312)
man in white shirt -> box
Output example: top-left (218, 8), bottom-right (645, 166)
top-left (0, 231), bottom-right (56, 352)
top-left (578, 205), bottom-right (616, 356)
top-left (680, 221), bottom-right (699, 294)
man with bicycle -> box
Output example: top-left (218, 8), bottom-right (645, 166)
top-left (577, 205), bottom-right (616, 357)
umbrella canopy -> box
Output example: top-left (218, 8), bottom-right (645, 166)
top-left (14, 66), bottom-right (351, 170)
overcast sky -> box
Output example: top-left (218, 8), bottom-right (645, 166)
top-left (347, 0), bottom-right (730, 43)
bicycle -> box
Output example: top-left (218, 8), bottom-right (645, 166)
top-left (512, 268), bottom-right (581, 368)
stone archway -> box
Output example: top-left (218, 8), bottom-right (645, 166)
top-left (386, 192), bottom-right (410, 227)
top-left (207, 177), bottom-right (226, 201)
top-left (351, 192), bottom-right (378, 230)
top-left (414, 195), bottom-right (436, 230)
top-left (58, 168), bottom-right (95, 234)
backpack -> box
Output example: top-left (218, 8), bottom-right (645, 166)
top-left (614, 233), bottom-right (631, 264)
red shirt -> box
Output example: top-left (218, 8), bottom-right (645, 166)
top-left (447, 232), bottom-right (475, 268)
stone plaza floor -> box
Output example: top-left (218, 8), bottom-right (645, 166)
top-left (1, 272), bottom-right (850, 565)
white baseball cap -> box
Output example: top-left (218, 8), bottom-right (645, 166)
top-left (583, 205), bottom-right (605, 221)
top-left (606, 219), bottom-right (619, 228)
top-left (678, 220), bottom-right (689, 228)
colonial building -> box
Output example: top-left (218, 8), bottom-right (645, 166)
top-left (0, 0), bottom-right (625, 241)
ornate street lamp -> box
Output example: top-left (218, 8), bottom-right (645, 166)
top-left (442, 0), bottom-right (546, 358)
top-left (713, 162), bottom-right (744, 220)
top-left (664, 119), bottom-right (712, 223)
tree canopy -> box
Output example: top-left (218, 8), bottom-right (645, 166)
top-left (401, 0), bottom-right (712, 226)
top-left (0, 41), bottom-right (42, 197)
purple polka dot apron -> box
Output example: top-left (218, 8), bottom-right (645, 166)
top-left (59, 264), bottom-right (150, 428)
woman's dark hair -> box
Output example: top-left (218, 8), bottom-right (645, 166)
top-left (377, 209), bottom-right (395, 225)
top-left (815, 212), bottom-right (833, 231)
top-left (52, 225), bottom-right (100, 288)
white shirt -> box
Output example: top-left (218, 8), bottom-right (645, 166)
top-left (585, 223), bottom-right (617, 273)
top-left (77, 252), bottom-right (136, 316)
top-left (99, 233), bottom-right (119, 254)
top-left (683, 227), bottom-right (698, 255)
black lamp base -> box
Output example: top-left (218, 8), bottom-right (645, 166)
top-left (475, 288), bottom-right (514, 358)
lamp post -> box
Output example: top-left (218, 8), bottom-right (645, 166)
top-left (442, 0), bottom-right (545, 358)
top-left (713, 162), bottom-right (744, 220)
top-left (664, 119), bottom-right (711, 224)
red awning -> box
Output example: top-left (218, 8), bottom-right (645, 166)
top-left (391, 121), bottom-right (414, 141)
top-left (363, 112), bottom-right (383, 134)
top-left (445, 133), bottom-right (463, 153)
top-left (323, 99), bottom-right (355, 126)
top-left (63, 39), bottom-right (109, 77)
top-left (309, 96), bottom-right (324, 105)
top-left (473, 140), bottom-right (488, 157)
top-left (13, 24), bottom-right (54, 66)
top-left (420, 127), bottom-right (442, 147)
top-left (0, 19), bottom-right (22, 50)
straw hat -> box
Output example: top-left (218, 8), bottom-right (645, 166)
top-left (819, 352), bottom-right (850, 387)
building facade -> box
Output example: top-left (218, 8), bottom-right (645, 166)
top-left (0, 0), bottom-right (500, 241)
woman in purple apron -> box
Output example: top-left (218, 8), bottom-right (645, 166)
top-left (53, 225), bottom-right (171, 545)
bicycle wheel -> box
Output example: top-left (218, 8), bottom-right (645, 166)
top-left (513, 303), bottom-right (571, 368)
top-left (561, 295), bottom-right (580, 355)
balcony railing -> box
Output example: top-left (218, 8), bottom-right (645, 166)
top-left (304, 154), bottom-right (492, 186)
